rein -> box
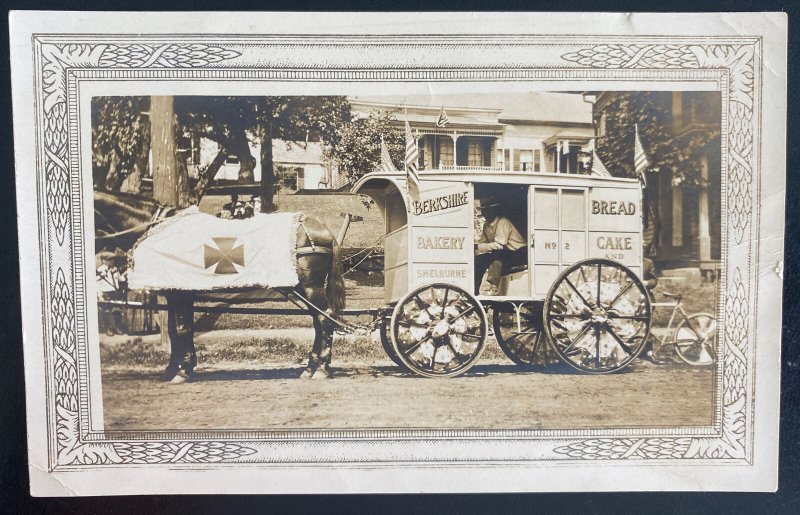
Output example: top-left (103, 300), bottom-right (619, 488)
top-left (95, 202), bottom-right (175, 242)
top-left (95, 219), bottom-right (161, 240)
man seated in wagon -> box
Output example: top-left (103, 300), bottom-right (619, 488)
top-left (474, 197), bottom-right (527, 295)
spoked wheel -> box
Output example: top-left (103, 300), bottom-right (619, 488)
top-left (391, 283), bottom-right (487, 378)
top-left (379, 316), bottom-right (407, 369)
top-left (674, 312), bottom-right (717, 366)
top-left (492, 302), bottom-right (557, 367)
top-left (543, 259), bottom-right (651, 374)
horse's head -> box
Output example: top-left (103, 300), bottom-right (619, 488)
top-left (94, 189), bottom-right (164, 252)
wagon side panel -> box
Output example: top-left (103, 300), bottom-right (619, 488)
top-left (407, 180), bottom-right (474, 294)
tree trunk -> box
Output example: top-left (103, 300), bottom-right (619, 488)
top-left (226, 129), bottom-right (255, 184)
top-left (150, 96), bottom-right (187, 207)
top-left (192, 149), bottom-right (229, 202)
top-left (103, 151), bottom-right (122, 191)
top-left (260, 118), bottom-right (275, 212)
top-left (119, 165), bottom-right (142, 194)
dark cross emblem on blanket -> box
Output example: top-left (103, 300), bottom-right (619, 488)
top-left (204, 237), bottom-right (245, 274)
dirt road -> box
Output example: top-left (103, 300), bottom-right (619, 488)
top-left (102, 359), bottom-right (714, 431)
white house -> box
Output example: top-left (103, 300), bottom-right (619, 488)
top-left (349, 92), bottom-right (594, 175)
top-left (194, 137), bottom-right (330, 192)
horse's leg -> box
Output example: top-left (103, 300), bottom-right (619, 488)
top-left (314, 313), bottom-right (335, 380)
top-left (162, 292), bottom-right (196, 382)
top-left (306, 286), bottom-right (334, 380)
top-left (299, 311), bottom-right (322, 379)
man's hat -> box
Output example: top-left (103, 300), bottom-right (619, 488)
top-left (479, 197), bottom-right (501, 209)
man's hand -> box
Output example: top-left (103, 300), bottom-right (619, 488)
top-left (477, 242), bottom-right (503, 253)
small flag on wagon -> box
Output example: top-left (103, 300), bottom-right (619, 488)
top-left (634, 124), bottom-right (649, 188)
top-left (379, 135), bottom-right (398, 173)
top-left (591, 150), bottom-right (612, 178)
top-left (405, 115), bottom-right (420, 190)
top-left (436, 105), bottom-right (449, 128)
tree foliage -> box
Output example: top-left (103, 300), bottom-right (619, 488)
top-left (324, 109), bottom-right (405, 182)
top-left (595, 92), bottom-right (720, 187)
top-left (91, 95), bottom-right (350, 198)
top-left (175, 96), bottom-right (350, 180)
top-left (91, 96), bottom-right (151, 191)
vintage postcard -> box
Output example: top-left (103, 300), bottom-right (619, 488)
top-left (10, 12), bottom-right (786, 495)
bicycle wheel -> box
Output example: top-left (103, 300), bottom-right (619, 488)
top-left (673, 312), bottom-right (717, 366)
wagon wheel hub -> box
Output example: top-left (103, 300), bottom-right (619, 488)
top-left (590, 308), bottom-right (609, 325)
top-left (431, 319), bottom-right (451, 338)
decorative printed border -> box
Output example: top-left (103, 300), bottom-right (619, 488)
top-left (31, 35), bottom-right (760, 469)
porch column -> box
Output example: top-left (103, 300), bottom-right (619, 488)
top-left (555, 145), bottom-right (561, 173)
top-left (698, 154), bottom-right (711, 261)
top-left (672, 166), bottom-right (683, 247)
top-left (509, 148), bottom-right (516, 172)
top-left (452, 133), bottom-right (459, 168)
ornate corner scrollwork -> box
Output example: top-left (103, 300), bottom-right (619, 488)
top-left (38, 42), bottom-right (241, 246)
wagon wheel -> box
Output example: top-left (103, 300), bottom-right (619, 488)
top-left (390, 283), bottom-right (487, 378)
top-left (673, 312), bottom-right (717, 366)
top-left (492, 302), bottom-right (557, 367)
top-left (379, 316), bottom-right (407, 369)
top-left (543, 259), bottom-right (651, 374)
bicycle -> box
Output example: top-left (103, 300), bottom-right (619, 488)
top-left (646, 290), bottom-right (717, 366)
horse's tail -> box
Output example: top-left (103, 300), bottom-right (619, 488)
top-left (326, 238), bottom-right (346, 315)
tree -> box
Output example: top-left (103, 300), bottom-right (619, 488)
top-left (324, 109), bottom-right (405, 183)
top-left (150, 96), bottom-right (189, 207)
top-left (91, 96), bottom-right (151, 192)
top-left (175, 96), bottom-right (350, 211)
top-left (595, 92), bottom-right (719, 184)
top-left (594, 92), bottom-right (721, 255)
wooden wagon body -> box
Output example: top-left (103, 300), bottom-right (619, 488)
top-left (353, 170), bottom-right (651, 376)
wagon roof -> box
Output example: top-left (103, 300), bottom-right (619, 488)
top-left (352, 170), bottom-right (640, 195)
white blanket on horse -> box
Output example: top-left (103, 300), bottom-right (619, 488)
top-left (128, 207), bottom-right (301, 291)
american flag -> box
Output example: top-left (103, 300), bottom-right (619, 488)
top-left (379, 135), bottom-right (397, 173)
top-left (634, 124), bottom-right (649, 187)
top-left (405, 117), bottom-right (420, 189)
top-left (436, 106), bottom-right (449, 128)
top-left (591, 150), bottom-right (612, 177)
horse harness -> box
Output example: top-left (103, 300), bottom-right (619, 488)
top-left (296, 214), bottom-right (332, 257)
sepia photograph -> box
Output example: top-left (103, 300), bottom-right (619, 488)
top-left (10, 11), bottom-right (785, 495)
top-left (94, 91), bottom-right (721, 432)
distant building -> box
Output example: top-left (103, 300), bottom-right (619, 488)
top-left (590, 91), bottom-right (722, 276)
top-left (188, 93), bottom-right (595, 192)
top-left (193, 137), bottom-right (331, 192)
top-left (348, 92), bottom-right (594, 176)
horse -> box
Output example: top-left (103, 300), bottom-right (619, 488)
top-left (93, 189), bottom-right (346, 381)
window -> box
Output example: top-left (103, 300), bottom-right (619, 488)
top-left (598, 112), bottom-right (607, 138)
top-left (467, 140), bottom-right (483, 167)
top-left (533, 149), bottom-right (542, 172)
top-left (519, 150), bottom-right (533, 172)
top-left (274, 165), bottom-right (300, 193)
top-left (438, 139), bottom-right (453, 167)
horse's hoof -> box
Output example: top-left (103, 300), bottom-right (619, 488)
top-left (311, 368), bottom-right (330, 380)
top-left (299, 368), bottom-right (314, 379)
top-left (169, 370), bottom-right (191, 384)
top-left (160, 367), bottom-right (180, 382)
